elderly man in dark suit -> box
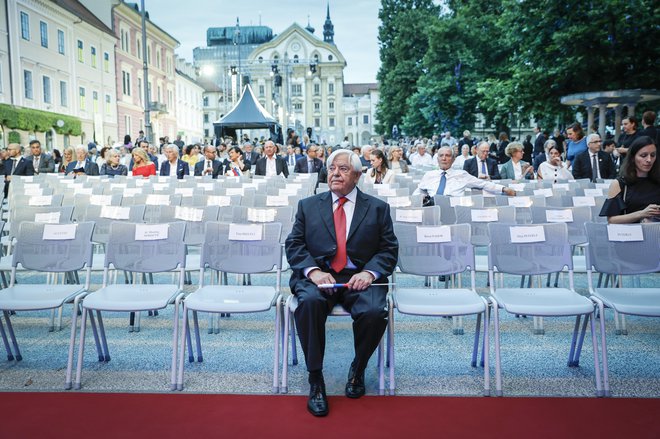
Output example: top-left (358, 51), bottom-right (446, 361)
top-left (65, 145), bottom-right (99, 176)
top-left (160, 144), bottom-right (189, 179)
top-left (571, 133), bottom-right (617, 182)
top-left (4, 143), bottom-right (34, 198)
top-left (242, 142), bottom-right (260, 169)
top-left (294, 145), bottom-right (323, 174)
top-left (28, 140), bottom-right (55, 174)
top-left (463, 141), bottom-right (501, 180)
top-left (254, 140), bottom-right (289, 178)
top-left (285, 149), bottom-right (398, 417)
top-left (194, 145), bottom-right (222, 178)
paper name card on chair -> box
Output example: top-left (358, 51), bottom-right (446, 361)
top-left (376, 187), bottom-right (397, 197)
top-left (416, 225), bottom-right (451, 243)
top-left (73, 186), bottom-right (93, 195)
top-left (34, 211), bottom-right (61, 223)
top-left (450, 196), bottom-right (473, 207)
top-left (198, 183), bottom-right (214, 192)
top-left (388, 196), bottom-right (411, 207)
top-left (572, 196), bottom-right (596, 207)
top-left (175, 206), bottom-right (203, 222)
top-left (470, 208), bottom-right (499, 222)
top-left (226, 187), bottom-right (245, 196)
top-left (229, 223), bottom-right (263, 241)
top-left (28, 195), bottom-right (53, 206)
top-left (509, 226), bottom-right (546, 243)
top-left (266, 195), bottom-right (289, 207)
top-left (174, 187), bottom-right (194, 197)
top-left (146, 194), bottom-right (170, 205)
top-left (606, 224), bottom-right (643, 242)
top-left (123, 187), bottom-right (141, 197)
top-left (396, 209), bottom-right (424, 223)
top-left (508, 196), bottom-right (532, 207)
top-left (533, 188), bottom-right (554, 198)
top-left (23, 185), bottom-right (43, 196)
top-left (553, 183), bottom-right (570, 190)
top-left (545, 209), bottom-right (574, 223)
top-left (135, 223), bottom-right (169, 241)
top-left (583, 188), bottom-right (605, 197)
top-left (207, 195), bottom-right (231, 207)
top-left (43, 223), bottom-right (77, 240)
top-left (100, 205), bottom-right (130, 220)
top-left (90, 195), bottom-right (112, 206)
top-left (508, 183), bottom-right (526, 192)
top-left (247, 208), bottom-right (277, 223)
top-left (21, 176), bottom-right (34, 182)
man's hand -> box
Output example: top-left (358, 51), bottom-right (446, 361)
top-left (308, 269), bottom-right (337, 294)
top-left (479, 175), bottom-right (491, 180)
top-left (345, 271), bottom-right (375, 291)
top-left (502, 187), bottom-right (516, 196)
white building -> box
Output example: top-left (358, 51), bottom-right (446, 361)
top-left (343, 83), bottom-right (380, 146)
top-left (175, 57), bottom-right (203, 144)
top-left (0, 0), bottom-right (118, 150)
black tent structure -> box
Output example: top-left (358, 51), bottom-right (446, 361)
top-left (213, 84), bottom-right (282, 143)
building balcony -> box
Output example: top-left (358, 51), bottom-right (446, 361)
top-left (149, 101), bottom-right (168, 114)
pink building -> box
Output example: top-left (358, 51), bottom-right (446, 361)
top-left (112, 1), bottom-right (178, 146)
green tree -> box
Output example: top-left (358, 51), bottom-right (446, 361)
top-left (376, 0), bottom-right (440, 136)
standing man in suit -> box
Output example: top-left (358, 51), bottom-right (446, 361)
top-left (28, 140), bottom-right (55, 174)
top-left (242, 142), bottom-right (259, 169)
top-left (294, 145), bottom-right (323, 174)
top-left (463, 141), bottom-right (501, 180)
top-left (254, 140), bottom-right (289, 178)
top-left (65, 145), bottom-right (99, 176)
top-left (533, 126), bottom-right (546, 159)
top-left (194, 145), bottom-right (222, 178)
top-left (160, 144), bottom-right (189, 179)
top-left (4, 143), bottom-right (34, 198)
top-left (571, 133), bottom-right (616, 181)
top-left (285, 149), bottom-right (398, 417)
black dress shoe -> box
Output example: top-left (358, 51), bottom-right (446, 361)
top-left (345, 364), bottom-right (366, 399)
top-left (307, 383), bottom-right (329, 417)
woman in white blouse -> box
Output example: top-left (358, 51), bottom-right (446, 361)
top-left (538, 144), bottom-right (573, 182)
top-left (365, 149), bottom-right (395, 184)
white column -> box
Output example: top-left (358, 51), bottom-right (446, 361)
top-left (614, 105), bottom-right (623, 142)
top-left (598, 104), bottom-right (607, 139)
top-left (587, 107), bottom-right (595, 134)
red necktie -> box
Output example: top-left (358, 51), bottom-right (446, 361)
top-left (330, 197), bottom-right (348, 273)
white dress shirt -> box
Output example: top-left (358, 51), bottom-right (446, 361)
top-left (413, 168), bottom-right (505, 197)
top-left (538, 161), bottom-right (573, 182)
top-left (265, 156), bottom-right (277, 177)
top-left (410, 153), bottom-right (434, 167)
top-left (168, 161), bottom-right (178, 177)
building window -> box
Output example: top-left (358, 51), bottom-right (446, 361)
top-left (314, 118), bottom-right (320, 128)
top-left (293, 102), bottom-right (302, 111)
top-left (93, 91), bottom-right (99, 112)
top-left (136, 39), bottom-right (141, 59)
top-left (293, 55), bottom-right (299, 63)
top-left (42, 76), bottom-right (51, 104)
top-left (157, 85), bottom-right (161, 102)
top-left (20, 12), bottom-right (29, 40)
top-left (259, 85), bottom-right (265, 96)
top-left (77, 40), bottom-right (84, 62)
top-left (122, 71), bottom-right (131, 96)
top-left (105, 94), bottom-right (111, 113)
top-left (147, 45), bottom-right (151, 64)
top-left (347, 117), bottom-right (353, 126)
top-left (40, 21), bottom-right (48, 47)
top-left (57, 30), bottom-right (65, 54)
top-left (203, 96), bottom-right (209, 106)
top-left (329, 102), bottom-right (335, 112)
top-left (137, 78), bottom-right (142, 104)
top-left (329, 117), bottom-right (335, 128)
top-left (314, 102), bottom-right (320, 111)
top-left (79, 87), bottom-right (85, 110)
top-left (91, 47), bottom-right (97, 68)
top-left (204, 129), bottom-right (209, 137)
top-left (156, 50), bottom-right (160, 69)
top-left (328, 83), bottom-right (334, 94)
top-left (60, 81), bottom-right (67, 107)
top-left (124, 115), bottom-right (131, 136)
top-left (292, 84), bottom-right (302, 96)
top-left (363, 115), bottom-right (369, 124)
top-left (23, 70), bottom-right (33, 99)
top-left (168, 90), bottom-right (172, 108)
top-left (314, 83), bottom-right (320, 95)
top-left (104, 52), bottom-right (110, 72)
top-left (203, 113), bottom-right (209, 123)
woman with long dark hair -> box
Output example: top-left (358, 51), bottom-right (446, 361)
top-left (365, 149), bottom-right (394, 184)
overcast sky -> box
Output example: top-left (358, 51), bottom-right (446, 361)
top-left (147, 0), bottom-right (382, 83)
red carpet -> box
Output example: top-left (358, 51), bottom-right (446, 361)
top-left (1, 392), bottom-right (658, 438)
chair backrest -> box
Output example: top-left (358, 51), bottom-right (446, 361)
top-left (391, 205), bottom-right (442, 225)
top-left (200, 222), bottom-right (282, 274)
top-left (104, 221), bottom-right (186, 272)
top-left (530, 206), bottom-right (592, 246)
top-left (487, 222), bottom-right (573, 275)
top-left (394, 222), bottom-right (474, 277)
top-left (81, 204), bottom-right (146, 244)
top-left (584, 222), bottom-right (660, 275)
top-left (12, 221), bottom-right (94, 272)
top-left (9, 206), bottom-right (75, 240)
top-left (233, 206), bottom-right (294, 243)
top-left (455, 205), bottom-right (516, 247)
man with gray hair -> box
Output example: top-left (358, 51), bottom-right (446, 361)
top-left (159, 144), bottom-right (189, 179)
top-left (409, 142), bottom-right (434, 167)
top-left (285, 149), bottom-right (398, 417)
top-left (571, 133), bottom-right (616, 182)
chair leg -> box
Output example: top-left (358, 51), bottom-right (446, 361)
top-left (387, 301), bottom-right (395, 395)
top-left (490, 299), bottom-right (503, 396)
top-left (3, 310), bottom-right (21, 361)
top-left (589, 311), bottom-right (604, 397)
top-left (290, 313), bottom-right (298, 366)
top-left (192, 310), bottom-right (203, 362)
top-left (170, 293), bottom-right (184, 391)
top-left (94, 310), bottom-right (110, 362)
top-left (74, 308), bottom-right (89, 390)
top-left (65, 295), bottom-right (84, 390)
top-left (592, 298), bottom-right (610, 396)
top-left (273, 299), bottom-right (281, 394)
top-left (207, 312), bottom-right (214, 334)
top-left (471, 312), bottom-right (481, 368)
top-left (0, 313), bottom-right (15, 360)
top-left (568, 315), bottom-right (581, 366)
top-left (185, 313), bottom-right (194, 363)
top-left (177, 306), bottom-right (189, 391)
top-left (571, 314), bottom-right (590, 367)
top-left (483, 306), bottom-right (490, 396)
top-left (378, 336), bottom-right (385, 395)
top-left (280, 302), bottom-right (290, 394)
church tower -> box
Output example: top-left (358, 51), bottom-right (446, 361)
top-left (323, 2), bottom-right (334, 44)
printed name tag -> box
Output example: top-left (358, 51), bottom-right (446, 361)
top-left (533, 188), bottom-right (554, 198)
top-left (207, 195), bottom-right (231, 207)
top-left (607, 224), bottom-right (643, 242)
top-left (123, 188), bottom-right (141, 197)
top-left (175, 206), bottom-right (203, 222)
top-left (510, 226), bottom-right (546, 243)
top-left (247, 208), bottom-right (276, 222)
top-left (226, 187), bottom-right (244, 196)
top-left (228, 223), bottom-right (263, 241)
top-left (388, 196), bottom-right (411, 207)
top-left (583, 188), bottom-right (604, 197)
top-left (395, 209), bottom-right (423, 223)
top-left (450, 196), bottom-right (473, 207)
top-left (43, 223), bottom-right (77, 240)
top-left (29, 195), bottom-right (53, 206)
top-left (146, 194), bottom-right (170, 205)
top-left (266, 195), bottom-right (289, 206)
top-left (572, 196), bottom-right (596, 207)
top-left (545, 209), bottom-right (574, 223)
top-left (470, 209), bottom-right (498, 222)
top-left (100, 206), bottom-right (130, 220)
top-left (90, 195), bottom-right (112, 206)
top-left (416, 225), bottom-right (451, 243)
top-left (175, 187), bottom-right (194, 197)
top-left (508, 196), bottom-right (532, 207)
top-left (509, 183), bottom-right (526, 191)
top-left (24, 185), bottom-right (43, 196)
top-left (135, 223), bottom-right (169, 241)
top-left (34, 212), bottom-right (61, 223)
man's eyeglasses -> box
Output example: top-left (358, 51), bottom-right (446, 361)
top-left (328, 165), bottom-right (351, 174)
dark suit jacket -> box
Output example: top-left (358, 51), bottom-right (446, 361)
top-left (4, 157), bottom-right (35, 197)
top-left (254, 156), bottom-right (289, 178)
top-left (159, 160), bottom-right (190, 179)
top-left (463, 157), bottom-right (501, 179)
top-left (194, 159), bottom-right (222, 178)
top-left (571, 150), bottom-right (616, 181)
top-left (533, 133), bottom-right (546, 155)
top-left (285, 189), bottom-right (398, 289)
top-left (29, 153), bottom-right (56, 174)
top-left (294, 156), bottom-right (323, 174)
top-left (65, 159), bottom-right (99, 176)
top-left (242, 152), bottom-right (260, 168)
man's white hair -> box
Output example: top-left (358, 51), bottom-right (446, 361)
top-left (327, 149), bottom-right (362, 173)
